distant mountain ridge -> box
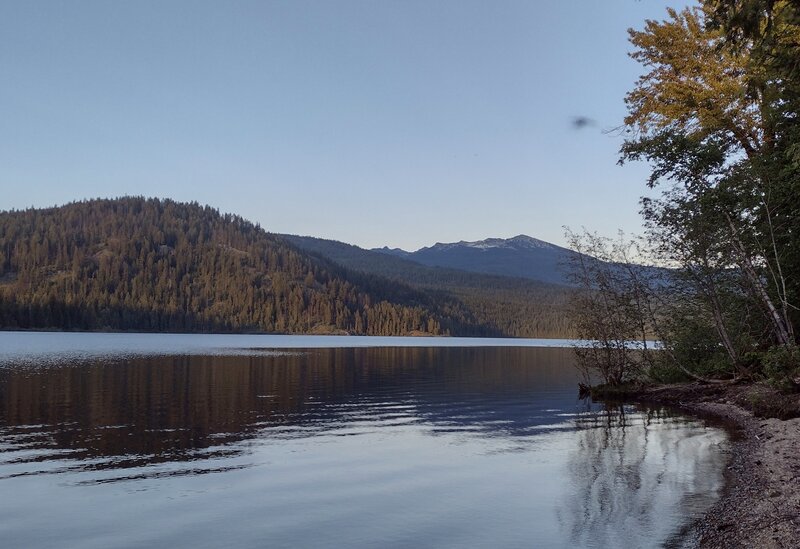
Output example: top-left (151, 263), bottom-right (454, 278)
top-left (424, 235), bottom-right (558, 252)
top-left (282, 234), bottom-right (574, 338)
top-left (373, 235), bottom-right (575, 286)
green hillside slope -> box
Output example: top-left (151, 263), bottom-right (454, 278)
top-left (0, 198), bottom-right (495, 336)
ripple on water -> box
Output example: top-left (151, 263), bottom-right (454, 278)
top-left (0, 337), bottom-right (728, 549)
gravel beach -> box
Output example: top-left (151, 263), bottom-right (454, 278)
top-left (633, 384), bottom-right (800, 548)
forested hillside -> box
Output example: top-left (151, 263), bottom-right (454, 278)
top-left (282, 235), bottom-right (574, 338)
top-left (0, 198), bottom-right (499, 336)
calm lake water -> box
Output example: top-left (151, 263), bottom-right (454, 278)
top-left (0, 333), bottom-right (727, 548)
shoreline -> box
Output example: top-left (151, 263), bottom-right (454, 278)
top-left (621, 383), bottom-right (800, 548)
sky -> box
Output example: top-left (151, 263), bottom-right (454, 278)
top-left (0, 0), bottom-right (691, 251)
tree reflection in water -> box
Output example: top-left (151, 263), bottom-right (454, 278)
top-left (557, 404), bottom-right (728, 548)
top-left (0, 347), bottom-right (580, 481)
top-left (0, 344), bottom-right (731, 548)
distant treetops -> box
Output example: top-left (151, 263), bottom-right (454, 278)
top-left (0, 197), bottom-right (460, 335)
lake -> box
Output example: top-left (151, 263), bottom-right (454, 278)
top-left (0, 332), bottom-right (728, 548)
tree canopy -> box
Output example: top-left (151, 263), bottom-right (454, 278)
top-left (572, 0), bottom-right (800, 385)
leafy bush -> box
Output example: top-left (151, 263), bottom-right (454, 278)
top-left (645, 361), bottom-right (691, 384)
top-left (760, 346), bottom-right (800, 391)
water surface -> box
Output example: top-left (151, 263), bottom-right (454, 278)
top-left (0, 333), bottom-right (727, 548)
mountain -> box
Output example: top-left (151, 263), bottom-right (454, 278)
top-left (0, 198), bottom-right (498, 336)
top-left (373, 235), bottom-right (575, 285)
top-left (373, 246), bottom-right (412, 259)
top-left (282, 234), bottom-right (563, 291)
top-left (281, 234), bottom-right (574, 338)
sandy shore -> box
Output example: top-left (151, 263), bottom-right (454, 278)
top-left (631, 384), bottom-right (800, 548)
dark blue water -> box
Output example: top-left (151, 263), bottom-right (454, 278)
top-left (0, 333), bottom-right (727, 548)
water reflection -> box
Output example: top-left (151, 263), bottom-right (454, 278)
top-left (0, 344), bottom-right (727, 549)
top-left (0, 347), bottom-right (580, 481)
top-left (559, 405), bottom-right (727, 548)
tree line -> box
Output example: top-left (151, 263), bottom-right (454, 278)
top-left (0, 197), bottom-right (501, 336)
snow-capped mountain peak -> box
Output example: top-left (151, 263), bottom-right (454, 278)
top-left (424, 235), bottom-right (557, 253)
top-left (371, 234), bottom-right (571, 284)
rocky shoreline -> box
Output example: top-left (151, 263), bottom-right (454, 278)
top-left (626, 384), bottom-right (800, 548)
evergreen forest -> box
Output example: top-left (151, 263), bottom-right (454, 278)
top-left (0, 197), bottom-right (573, 337)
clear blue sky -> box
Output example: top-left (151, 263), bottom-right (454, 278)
top-left (0, 0), bottom-right (690, 251)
